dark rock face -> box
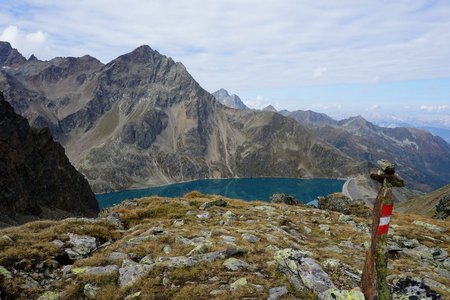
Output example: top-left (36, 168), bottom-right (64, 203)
top-left (270, 193), bottom-right (300, 205)
top-left (0, 42), bottom-right (26, 67)
top-left (433, 193), bottom-right (449, 220)
top-left (0, 93), bottom-right (99, 227)
top-left (318, 192), bottom-right (371, 218)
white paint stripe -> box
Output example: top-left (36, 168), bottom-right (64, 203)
top-left (379, 216), bottom-right (391, 226)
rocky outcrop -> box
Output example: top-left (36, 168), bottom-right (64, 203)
top-left (0, 93), bottom-right (98, 226)
top-left (433, 193), bottom-right (449, 220)
top-left (0, 42), bottom-right (26, 67)
top-left (270, 193), bottom-right (300, 205)
top-left (318, 192), bottom-right (371, 218)
top-left (0, 44), bottom-right (366, 192)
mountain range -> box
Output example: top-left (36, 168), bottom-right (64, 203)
top-left (214, 89), bottom-right (450, 192)
top-left (0, 41), bottom-right (365, 193)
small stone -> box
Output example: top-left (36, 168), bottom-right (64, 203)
top-left (173, 219), bottom-right (184, 227)
top-left (0, 235), bottom-right (14, 246)
top-left (268, 286), bottom-right (288, 300)
top-left (124, 291), bottom-right (142, 300)
top-left (270, 193), bottom-right (300, 205)
top-left (253, 205), bottom-right (276, 212)
top-left (303, 226), bottom-right (312, 234)
top-left (140, 254), bottom-right (154, 265)
top-left (392, 236), bottom-right (419, 248)
top-left (200, 199), bottom-right (227, 210)
top-left (163, 244), bottom-right (172, 254)
top-left (319, 224), bottom-right (330, 231)
top-left (242, 233), bottom-right (260, 243)
top-left (196, 212), bottom-right (210, 219)
top-left (323, 258), bottom-right (341, 268)
top-left (223, 210), bottom-right (237, 221)
top-left (210, 290), bottom-right (226, 296)
top-left (51, 239), bottom-right (64, 248)
top-left (83, 283), bottom-right (99, 299)
top-left (187, 244), bottom-right (209, 256)
top-left (230, 277), bottom-right (248, 290)
top-left (221, 235), bottom-right (237, 245)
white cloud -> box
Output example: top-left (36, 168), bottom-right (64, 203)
top-left (244, 95), bottom-right (271, 109)
top-left (313, 66), bottom-right (327, 79)
top-left (419, 104), bottom-right (449, 112)
top-left (369, 104), bottom-right (380, 110)
top-left (0, 25), bottom-right (48, 59)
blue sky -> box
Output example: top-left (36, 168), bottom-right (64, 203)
top-left (1, 0), bottom-right (449, 126)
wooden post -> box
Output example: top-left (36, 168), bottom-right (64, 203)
top-left (361, 160), bottom-right (404, 300)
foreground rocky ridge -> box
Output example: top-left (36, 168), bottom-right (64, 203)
top-left (0, 193), bottom-right (448, 299)
top-left (0, 41), bottom-right (365, 192)
top-left (0, 93), bottom-right (99, 227)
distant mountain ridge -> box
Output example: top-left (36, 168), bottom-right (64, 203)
top-left (277, 108), bottom-right (450, 191)
top-left (0, 41), bottom-right (365, 193)
top-left (212, 88), bottom-right (249, 110)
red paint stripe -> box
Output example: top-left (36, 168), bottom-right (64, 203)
top-left (378, 224), bottom-right (389, 235)
top-left (380, 204), bottom-right (393, 217)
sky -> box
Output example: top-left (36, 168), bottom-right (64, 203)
top-left (1, 0), bottom-right (450, 126)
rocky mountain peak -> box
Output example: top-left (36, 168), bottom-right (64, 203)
top-left (212, 88), bottom-right (249, 110)
top-left (263, 105), bottom-right (277, 112)
top-left (0, 41), bottom-right (26, 66)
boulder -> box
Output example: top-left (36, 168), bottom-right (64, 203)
top-left (268, 286), bottom-right (288, 300)
top-left (318, 193), bottom-right (371, 218)
top-left (66, 233), bottom-right (96, 259)
top-left (119, 259), bottom-right (153, 288)
top-left (230, 277), bottom-right (248, 290)
top-left (274, 248), bottom-right (335, 294)
top-left (319, 288), bottom-right (365, 300)
top-left (270, 193), bottom-right (300, 205)
top-left (83, 283), bottom-right (99, 299)
top-left (200, 199), bottom-right (227, 210)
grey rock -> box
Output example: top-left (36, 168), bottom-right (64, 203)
top-left (119, 259), bottom-right (153, 288)
top-left (274, 248), bottom-right (335, 294)
top-left (163, 244), bottom-right (172, 254)
top-left (319, 288), bottom-right (365, 300)
top-left (223, 258), bottom-right (254, 271)
top-left (221, 235), bottom-right (237, 244)
top-left (37, 291), bottom-right (61, 300)
top-left (230, 277), bottom-right (248, 290)
top-left (67, 233), bottom-right (96, 258)
top-left (212, 88), bottom-right (249, 110)
top-left (108, 251), bottom-right (130, 261)
top-left (200, 199), bottom-right (227, 210)
top-left (318, 193), bottom-right (371, 218)
top-left (242, 233), bottom-right (260, 243)
top-left (0, 235), bottom-right (14, 246)
top-left (139, 254), bottom-right (154, 265)
top-left (106, 212), bottom-right (123, 228)
top-left (173, 219), bottom-right (184, 227)
top-left (196, 212), bottom-right (210, 219)
top-left (74, 265), bottom-right (119, 277)
top-left (223, 211), bottom-right (237, 221)
top-left (270, 193), bottom-right (300, 205)
top-left (83, 283), bottom-right (99, 299)
top-left (187, 243), bottom-right (209, 256)
top-left (268, 286), bottom-right (288, 300)
top-left (51, 239), bottom-right (64, 248)
top-left (413, 220), bottom-right (447, 233)
top-left (392, 235), bottom-right (419, 248)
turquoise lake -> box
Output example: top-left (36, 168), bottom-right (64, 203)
top-left (97, 177), bottom-right (344, 209)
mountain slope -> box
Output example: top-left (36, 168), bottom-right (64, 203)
top-left (212, 88), bottom-right (249, 110)
top-left (0, 92), bottom-right (99, 227)
top-left (396, 184), bottom-right (450, 218)
top-left (0, 43), bottom-right (365, 192)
